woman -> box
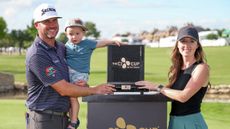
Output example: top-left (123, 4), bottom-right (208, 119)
top-left (136, 26), bottom-right (209, 129)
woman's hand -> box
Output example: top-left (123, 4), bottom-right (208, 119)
top-left (135, 81), bottom-right (158, 91)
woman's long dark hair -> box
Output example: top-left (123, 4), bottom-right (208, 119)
top-left (166, 39), bottom-right (208, 88)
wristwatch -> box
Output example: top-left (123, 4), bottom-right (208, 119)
top-left (157, 84), bottom-right (164, 92)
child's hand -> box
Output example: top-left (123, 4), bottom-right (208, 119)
top-left (112, 40), bottom-right (127, 46)
top-left (74, 80), bottom-right (88, 87)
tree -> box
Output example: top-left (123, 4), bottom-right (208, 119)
top-left (24, 20), bottom-right (37, 48)
top-left (85, 21), bottom-right (100, 39)
top-left (0, 17), bottom-right (7, 39)
top-left (26, 20), bottom-right (37, 39)
top-left (217, 29), bottom-right (225, 37)
top-left (0, 33), bottom-right (15, 48)
top-left (10, 29), bottom-right (33, 55)
top-left (206, 33), bottom-right (218, 40)
top-left (57, 32), bottom-right (68, 43)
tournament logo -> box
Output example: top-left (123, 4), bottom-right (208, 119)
top-left (112, 57), bottom-right (140, 69)
top-left (109, 117), bottom-right (136, 129)
top-left (45, 66), bottom-right (56, 77)
top-left (109, 117), bottom-right (159, 129)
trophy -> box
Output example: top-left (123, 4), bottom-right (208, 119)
top-left (107, 45), bottom-right (148, 93)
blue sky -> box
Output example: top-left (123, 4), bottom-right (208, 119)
top-left (0, 0), bottom-right (229, 38)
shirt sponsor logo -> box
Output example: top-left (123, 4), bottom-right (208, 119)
top-left (45, 66), bottom-right (56, 77)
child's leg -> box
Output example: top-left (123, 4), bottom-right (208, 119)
top-left (68, 68), bottom-right (81, 126)
top-left (68, 97), bottom-right (80, 129)
top-left (69, 97), bottom-right (79, 122)
top-left (67, 68), bottom-right (88, 129)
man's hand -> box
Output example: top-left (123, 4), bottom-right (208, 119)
top-left (93, 83), bottom-right (116, 95)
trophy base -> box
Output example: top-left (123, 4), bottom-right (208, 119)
top-left (108, 82), bottom-right (149, 92)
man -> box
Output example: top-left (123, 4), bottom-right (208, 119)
top-left (25, 3), bottom-right (115, 129)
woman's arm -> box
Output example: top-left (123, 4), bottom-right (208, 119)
top-left (161, 63), bottom-right (209, 103)
top-left (136, 63), bottom-right (209, 103)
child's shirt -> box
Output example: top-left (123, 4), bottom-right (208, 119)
top-left (65, 39), bottom-right (97, 73)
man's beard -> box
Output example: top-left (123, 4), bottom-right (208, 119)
top-left (45, 27), bottom-right (58, 39)
top-left (45, 31), bottom-right (57, 39)
top-left (46, 34), bottom-right (56, 39)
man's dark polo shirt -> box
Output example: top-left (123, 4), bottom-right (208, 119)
top-left (26, 36), bottom-right (70, 112)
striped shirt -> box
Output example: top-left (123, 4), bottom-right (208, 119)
top-left (25, 36), bottom-right (70, 112)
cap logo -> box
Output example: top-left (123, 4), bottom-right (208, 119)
top-left (41, 8), bottom-right (56, 16)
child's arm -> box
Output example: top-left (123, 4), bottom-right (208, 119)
top-left (96, 39), bottom-right (122, 48)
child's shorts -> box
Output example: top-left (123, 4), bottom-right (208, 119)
top-left (68, 67), bottom-right (89, 83)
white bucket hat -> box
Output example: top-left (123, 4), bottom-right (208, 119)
top-left (33, 3), bottom-right (62, 23)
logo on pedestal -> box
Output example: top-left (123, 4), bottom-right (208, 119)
top-left (109, 117), bottom-right (159, 129)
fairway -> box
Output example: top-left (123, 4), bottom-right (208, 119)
top-left (0, 100), bottom-right (230, 129)
top-left (0, 46), bottom-right (230, 129)
top-left (1, 46), bottom-right (230, 85)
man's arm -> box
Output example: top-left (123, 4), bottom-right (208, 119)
top-left (51, 79), bottom-right (115, 97)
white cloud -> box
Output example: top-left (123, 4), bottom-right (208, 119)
top-left (0, 0), bottom-right (34, 31)
top-left (3, 7), bottom-right (16, 18)
top-left (11, 0), bottom-right (32, 6)
top-left (1, 0), bottom-right (229, 38)
top-left (2, 0), bottom-right (32, 16)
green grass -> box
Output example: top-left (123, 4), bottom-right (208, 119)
top-left (1, 46), bottom-right (230, 85)
top-left (202, 102), bottom-right (230, 129)
top-left (0, 100), bottom-right (229, 129)
top-left (204, 47), bottom-right (230, 85)
top-left (90, 46), bottom-right (230, 85)
top-left (0, 46), bottom-right (230, 129)
top-left (0, 100), bottom-right (27, 129)
top-left (0, 99), bottom-right (88, 129)
top-left (0, 54), bottom-right (26, 83)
